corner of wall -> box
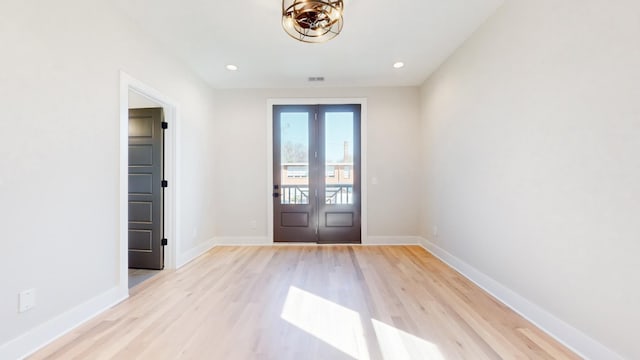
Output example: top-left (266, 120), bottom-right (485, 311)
top-left (176, 237), bottom-right (217, 268)
top-left (417, 237), bottom-right (623, 360)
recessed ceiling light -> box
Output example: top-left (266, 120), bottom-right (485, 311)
top-left (393, 62), bottom-right (405, 69)
top-left (226, 64), bottom-right (238, 71)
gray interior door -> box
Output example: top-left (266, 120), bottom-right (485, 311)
top-left (128, 108), bottom-right (164, 269)
top-left (273, 104), bottom-right (361, 243)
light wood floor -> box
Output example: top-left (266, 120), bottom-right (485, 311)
top-left (30, 246), bottom-right (579, 359)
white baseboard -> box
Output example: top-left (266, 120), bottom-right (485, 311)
top-left (418, 237), bottom-right (622, 360)
top-left (210, 236), bottom-right (422, 246)
top-left (213, 236), bottom-right (271, 246)
top-left (176, 237), bottom-right (217, 268)
top-left (0, 286), bottom-right (128, 360)
top-left (364, 236), bottom-right (422, 245)
top-left (7, 236), bottom-right (615, 360)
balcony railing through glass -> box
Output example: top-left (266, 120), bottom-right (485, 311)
top-left (280, 185), bottom-right (353, 205)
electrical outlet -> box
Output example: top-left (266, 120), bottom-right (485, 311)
top-left (19, 289), bottom-right (36, 313)
top-left (250, 220), bottom-right (257, 229)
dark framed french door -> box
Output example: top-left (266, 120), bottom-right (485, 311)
top-left (273, 104), bottom-right (361, 243)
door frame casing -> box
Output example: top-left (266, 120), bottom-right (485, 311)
top-left (267, 98), bottom-right (368, 244)
top-left (119, 72), bottom-right (178, 294)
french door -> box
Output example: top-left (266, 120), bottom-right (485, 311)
top-left (273, 104), bottom-right (361, 243)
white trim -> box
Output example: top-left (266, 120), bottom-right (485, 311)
top-left (119, 72), bottom-right (179, 298)
top-left (418, 237), bottom-right (623, 360)
top-left (365, 236), bottom-right (421, 245)
top-left (210, 237), bottom-right (417, 247)
top-left (176, 238), bottom-right (217, 267)
top-left (266, 98), bottom-right (368, 244)
top-left (213, 236), bottom-right (271, 246)
top-left (0, 287), bottom-right (127, 360)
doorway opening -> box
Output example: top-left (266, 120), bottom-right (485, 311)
top-left (272, 104), bottom-right (362, 243)
top-left (127, 99), bottom-right (164, 286)
top-left (119, 72), bottom-right (177, 294)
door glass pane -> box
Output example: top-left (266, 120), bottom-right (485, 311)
top-left (280, 112), bottom-right (309, 204)
top-left (325, 112), bottom-right (354, 204)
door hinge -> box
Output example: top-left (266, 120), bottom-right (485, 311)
top-left (161, 121), bottom-right (168, 129)
top-left (161, 238), bottom-right (168, 246)
top-left (161, 180), bottom-right (168, 188)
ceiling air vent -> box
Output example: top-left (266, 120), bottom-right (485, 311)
top-left (308, 76), bottom-right (325, 82)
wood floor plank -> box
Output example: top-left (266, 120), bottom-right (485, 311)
top-left (29, 246), bottom-right (580, 360)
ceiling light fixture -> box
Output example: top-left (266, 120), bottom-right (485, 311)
top-left (282, 0), bottom-right (344, 43)
top-left (393, 62), bottom-right (405, 69)
top-left (226, 64), bottom-right (238, 71)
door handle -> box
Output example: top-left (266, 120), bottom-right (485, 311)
top-left (273, 192), bottom-right (280, 198)
top-left (273, 184), bottom-right (280, 198)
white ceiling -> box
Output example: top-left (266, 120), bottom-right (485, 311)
top-left (114, 0), bottom-right (503, 89)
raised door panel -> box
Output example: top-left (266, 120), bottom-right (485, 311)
top-left (128, 108), bottom-right (164, 269)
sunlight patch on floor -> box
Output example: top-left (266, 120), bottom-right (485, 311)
top-left (372, 318), bottom-right (445, 360)
top-left (281, 286), bottom-right (370, 359)
top-left (281, 286), bottom-right (446, 359)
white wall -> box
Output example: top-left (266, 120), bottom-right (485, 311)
top-left (419, 0), bottom-right (640, 358)
top-left (0, 0), bottom-right (217, 356)
top-left (211, 87), bottom-right (421, 243)
top-left (128, 91), bottom-right (160, 109)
